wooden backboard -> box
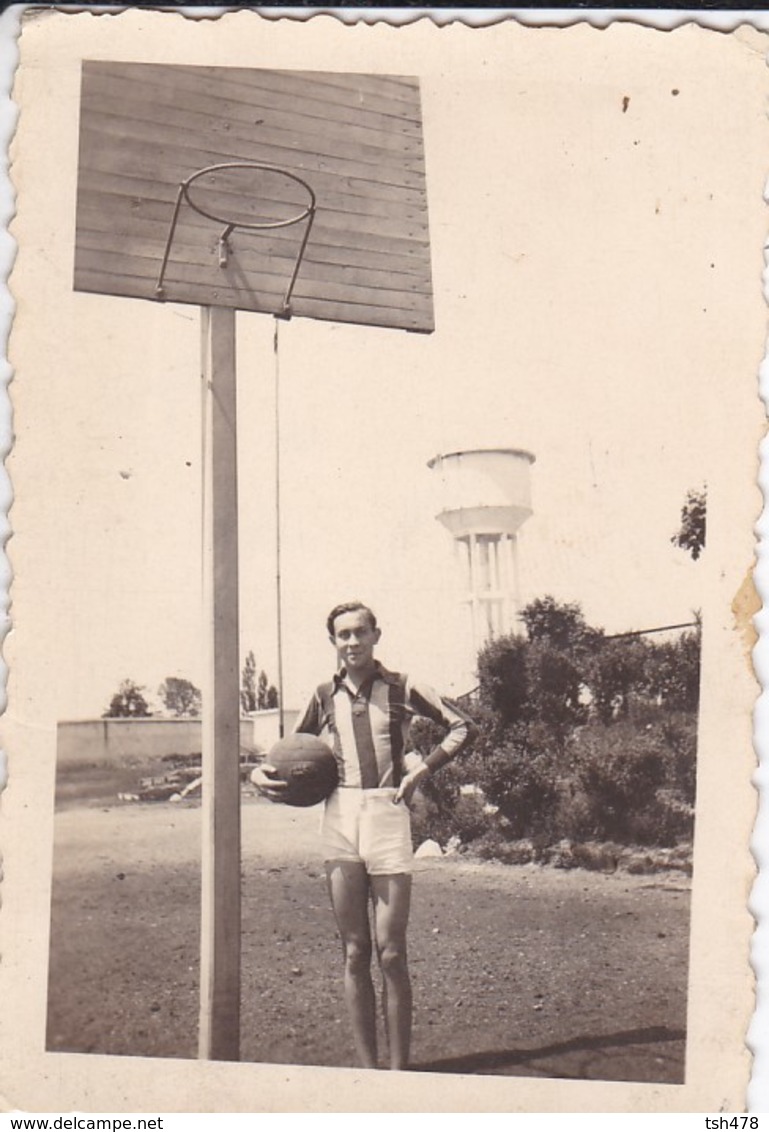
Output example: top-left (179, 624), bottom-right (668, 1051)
top-left (73, 61), bottom-right (434, 332)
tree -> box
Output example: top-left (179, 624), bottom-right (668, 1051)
top-left (257, 669), bottom-right (269, 710)
top-left (240, 651), bottom-right (279, 712)
top-left (103, 679), bottom-right (151, 718)
top-left (527, 640), bottom-right (587, 745)
top-left (587, 637), bottom-right (649, 723)
top-left (672, 486), bottom-right (706, 560)
top-left (158, 676), bottom-right (201, 717)
top-left (476, 633), bottom-right (530, 733)
top-left (645, 628), bottom-right (701, 712)
top-left (240, 650), bottom-right (257, 713)
top-left (476, 599), bottom-right (593, 751)
top-left (257, 669), bottom-right (279, 710)
top-left (519, 595), bottom-right (600, 652)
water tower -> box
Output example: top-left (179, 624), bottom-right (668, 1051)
top-left (427, 448), bottom-right (536, 654)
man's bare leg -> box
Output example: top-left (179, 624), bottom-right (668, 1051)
top-left (371, 873), bottom-right (413, 1070)
top-left (326, 860), bottom-right (377, 1068)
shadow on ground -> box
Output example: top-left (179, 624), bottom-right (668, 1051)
top-left (413, 1024), bottom-right (686, 1080)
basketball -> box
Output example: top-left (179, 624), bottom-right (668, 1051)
top-left (267, 734), bottom-right (338, 808)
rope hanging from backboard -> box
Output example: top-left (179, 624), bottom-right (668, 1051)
top-left (200, 308), bottom-right (211, 595)
top-left (274, 318), bottom-right (286, 737)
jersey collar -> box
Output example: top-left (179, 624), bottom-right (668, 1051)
top-left (332, 660), bottom-right (401, 690)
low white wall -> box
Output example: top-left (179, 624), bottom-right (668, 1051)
top-left (250, 708), bottom-right (299, 752)
top-left (57, 709), bottom-right (300, 767)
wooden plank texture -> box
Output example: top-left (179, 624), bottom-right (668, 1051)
top-left (77, 199), bottom-right (430, 276)
top-left (76, 228), bottom-right (432, 296)
top-left (76, 246), bottom-right (434, 312)
top-left (83, 77), bottom-right (424, 156)
top-left (75, 270), bottom-right (432, 332)
top-left (77, 135), bottom-right (428, 228)
top-left (74, 61), bottom-right (434, 332)
top-left (85, 61), bottom-right (423, 125)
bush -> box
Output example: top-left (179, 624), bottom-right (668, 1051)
top-left (406, 599), bottom-right (699, 858)
top-left (476, 631), bottom-right (587, 746)
top-left (538, 839), bottom-right (625, 871)
top-left (410, 785), bottom-right (488, 849)
top-left (587, 638), bottom-right (649, 723)
top-left (645, 629), bottom-right (701, 712)
top-left (660, 713), bottom-right (697, 802)
top-left (527, 642), bottom-right (587, 745)
top-left (469, 832), bottom-right (537, 866)
top-left (565, 721), bottom-right (694, 845)
top-left (463, 728), bottom-right (561, 840)
top-left (476, 635), bottom-right (530, 731)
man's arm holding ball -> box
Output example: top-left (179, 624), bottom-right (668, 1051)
top-left (251, 690), bottom-right (326, 800)
top-left (250, 763), bottom-right (288, 801)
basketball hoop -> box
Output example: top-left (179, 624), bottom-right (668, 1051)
top-left (154, 162), bottom-right (317, 317)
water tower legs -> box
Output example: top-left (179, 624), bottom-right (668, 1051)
top-left (428, 447), bottom-right (535, 679)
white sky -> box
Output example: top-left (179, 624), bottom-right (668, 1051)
top-left (8, 17), bottom-right (765, 719)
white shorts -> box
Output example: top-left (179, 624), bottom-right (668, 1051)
top-left (321, 787), bottom-right (414, 876)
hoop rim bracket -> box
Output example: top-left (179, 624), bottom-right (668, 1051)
top-left (154, 162), bottom-right (317, 316)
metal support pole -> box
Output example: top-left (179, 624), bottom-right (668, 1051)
top-left (199, 305), bottom-right (241, 1061)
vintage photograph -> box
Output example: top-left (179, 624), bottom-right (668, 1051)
top-left (2, 10), bottom-right (764, 1113)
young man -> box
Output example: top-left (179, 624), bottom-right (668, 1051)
top-left (252, 601), bottom-right (476, 1071)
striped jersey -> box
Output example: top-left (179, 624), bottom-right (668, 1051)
top-left (294, 662), bottom-right (476, 789)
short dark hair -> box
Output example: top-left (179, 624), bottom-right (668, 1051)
top-left (326, 602), bottom-right (378, 637)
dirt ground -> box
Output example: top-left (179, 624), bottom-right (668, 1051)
top-left (47, 788), bottom-right (690, 1083)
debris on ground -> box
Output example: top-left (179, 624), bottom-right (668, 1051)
top-left (119, 750), bottom-right (263, 803)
